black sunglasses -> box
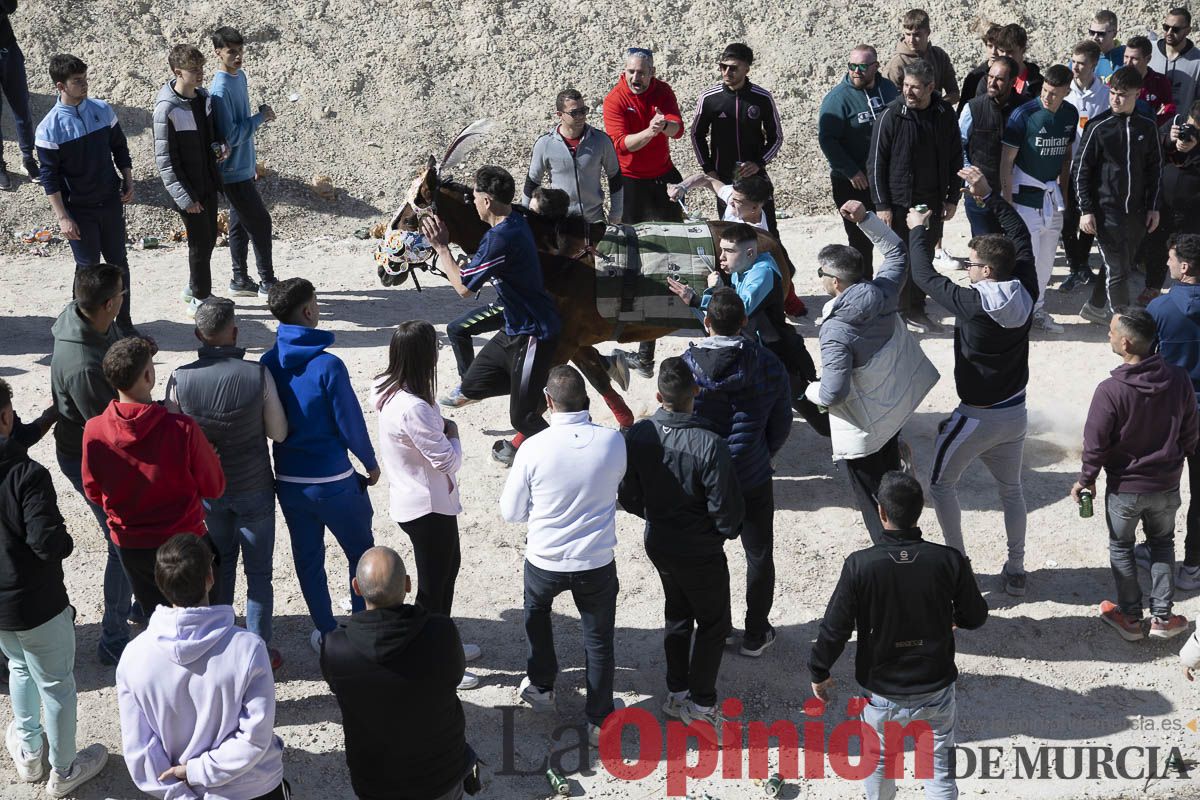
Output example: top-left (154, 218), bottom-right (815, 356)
top-left (1164, 23), bottom-right (1188, 33)
top-left (718, 62), bottom-right (743, 72)
top-left (559, 107), bottom-right (589, 118)
top-left (817, 267), bottom-right (829, 278)
top-left (627, 47), bottom-right (653, 57)
top-left (1087, 28), bottom-right (1110, 37)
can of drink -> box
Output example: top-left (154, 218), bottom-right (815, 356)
top-left (765, 773), bottom-right (785, 797)
top-left (141, 237), bottom-right (159, 250)
top-left (211, 141), bottom-right (223, 158)
top-left (1079, 489), bottom-right (1093, 518)
top-left (734, 161), bottom-right (746, 179)
top-left (546, 768), bottom-right (569, 797)
top-left (914, 204), bottom-right (931, 230)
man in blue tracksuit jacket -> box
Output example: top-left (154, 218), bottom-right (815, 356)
top-left (36, 53), bottom-right (135, 332)
top-left (261, 278), bottom-right (379, 652)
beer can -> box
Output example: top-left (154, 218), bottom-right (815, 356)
top-left (546, 768), bottom-right (569, 797)
top-left (141, 237), bottom-right (159, 250)
top-left (211, 142), bottom-right (224, 158)
top-left (914, 204), bottom-right (931, 230)
top-left (1079, 489), bottom-right (1093, 518)
top-left (765, 773), bottom-right (785, 797)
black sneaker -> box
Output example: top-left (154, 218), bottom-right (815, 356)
top-left (23, 157), bottom-right (39, 182)
top-left (229, 275), bottom-right (258, 296)
top-left (96, 639), bottom-right (127, 666)
top-left (621, 349), bottom-right (653, 380)
top-left (258, 279), bottom-right (278, 299)
top-left (739, 626), bottom-right (777, 657)
top-left (1001, 564), bottom-right (1027, 597)
top-left (491, 439), bottom-right (517, 468)
top-left (0, 166), bottom-right (11, 192)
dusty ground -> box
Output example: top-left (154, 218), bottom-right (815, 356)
top-left (2, 211), bottom-right (1199, 799)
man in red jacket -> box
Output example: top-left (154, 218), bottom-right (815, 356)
top-left (83, 337), bottom-right (225, 614)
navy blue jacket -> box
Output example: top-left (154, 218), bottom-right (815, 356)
top-left (36, 98), bottom-right (131, 206)
top-left (683, 334), bottom-right (792, 490)
top-left (1149, 283), bottom-right (1200, 403)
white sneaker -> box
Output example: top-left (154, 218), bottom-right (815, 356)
top-left (1179, 564), bottom-right (1200, 592)
top-left (6, 720), bottom-right (46, 782)
top-left (1032, 309), bottom-right (1064, 334)
top-left (463, 643), bottom-right (481, 662)
top-left (339, 596), bottom-right (354, 613)
top-left (458, 671), bottom-right (480, 690)
top-left (588, 723), bottom-right (603, 746)
top-left (679, 700), bottom-right (725, 744)
top-left (438, 386), bottom-right (479, 408)
top-left (310, 629), bottom-right (324, 655)
top-left (46, 744), bottom-right (108, 798)
top-left (934, 248), bottom-right (958, 269)
top-left (185, 296), bottom-right (203, 317)
top-left (662, 691), bottom-right (689, 719)
top-left (518, 675), bottom-right (556, 712)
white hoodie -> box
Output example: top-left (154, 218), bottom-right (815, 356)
top-left (499, 411), bottom-right (627, 572)
top-left (116, 605), bottom-right (284, 800)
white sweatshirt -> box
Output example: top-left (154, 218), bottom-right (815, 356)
top-left (499, 411), bottom-right (627, 572)
top-left (116, 605), bottom-right (284, 800)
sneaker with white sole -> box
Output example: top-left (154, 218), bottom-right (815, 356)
top-left (6, 720), bottom-right (46, 782)
top-left (46, 744), bottom-right (108, 798)
top-left (740, 626), bottom-right (777, 657)
top-left (518, 676), bottom-right (556, 712)
top-left (185, 296), bottom-right (203, 317)
top-left (1031, 310), bottom-right (1064, 334)
top-left (310, 629), bottom-right (325, 655)
top-left (662, 691), bottom-right (689, 719)
top-left (1149, 614), bottom-right (1189, 640)
top-left (339, 595), bottom-right (354, 613)
top-left (1099, 600), bottom-right (1144, 641)
top-left (934, 248), bottom-right (959, 270)
top-left (1178, 564), bottom-right (1200, 591)
top-left (605, 350), bottom-right (631, 392)
top-left (1080, 302), bottom-right (1110, 326)
top-left (463, 643), bottom-right (481, 662)
top-left (678, 700), bottom-right (725, 744)
top-left (458, 671), bottom-right (480, 690)
top-left (438, 386), bottom-right (479, 408)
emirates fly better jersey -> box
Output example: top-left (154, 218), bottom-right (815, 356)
top-left (1002, 98), bottom-right (1078, 209)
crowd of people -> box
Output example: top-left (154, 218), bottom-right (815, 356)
top-left (2, 3), bottom-right (1200, 799)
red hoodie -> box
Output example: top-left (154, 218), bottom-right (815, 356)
top-left (82, 401), bottom-right (225, 548)
top-left (602, 75), bottom-right (684, 179)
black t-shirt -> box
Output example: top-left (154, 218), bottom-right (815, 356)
top-left (910, 104), bottom-right (942, 203)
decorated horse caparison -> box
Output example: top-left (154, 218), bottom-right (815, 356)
top-left (377, 151), bottom-right (797, 429)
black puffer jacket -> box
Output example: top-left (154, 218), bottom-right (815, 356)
top-left (1072, 108), bottom-right (1163, 215)
top-left (0, 437), bottom-right (73, 632)
top-left (618, 408), bottom-right (744, 557)
top-left (867, 93), bottom-right (963, 210)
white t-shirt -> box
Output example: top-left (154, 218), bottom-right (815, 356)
top-left (718, 184), bottom-right (769, 231)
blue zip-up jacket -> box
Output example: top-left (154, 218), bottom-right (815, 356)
top-left (1149, 283), bottom-right (1200, 403)
top-left (261, 325), bottom-right (378, 481)
top-left (35, 98), bottom-right (130, 205)
top-left (209, 70), bottom-right (263, 184)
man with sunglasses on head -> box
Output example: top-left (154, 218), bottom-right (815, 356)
top-left (1087, 10), bottom-right (1125, 81)
top-left (819, 44), bottom-right (899, 276)
top-left (523, 89), bottom-right (623, 224)
top-left (1150, 8), bottom-right (1200, 117)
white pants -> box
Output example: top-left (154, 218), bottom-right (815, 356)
top-left (1015, 203), bottom-right (1063, 313)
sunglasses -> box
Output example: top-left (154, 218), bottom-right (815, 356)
top-left (848, 62), bottom-right (877, 73)
top-left (626, 47), bottom-right (653, 57)
top-left (1164, 23), bottom-right (1188, 33)
top-left (1087, 28), bottom-right (1111, 37)
top-left (559, 106), bottom-right (589, 118)
top-left (718, 62), bottom-right (743, 72)
top-left (817, 267), bottom-right (830, 278)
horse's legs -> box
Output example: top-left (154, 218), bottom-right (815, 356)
top-left (571, 346), bottom-right (635, 430)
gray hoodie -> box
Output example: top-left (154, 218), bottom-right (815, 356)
top-left (522, 125), bottom-right (624, 222)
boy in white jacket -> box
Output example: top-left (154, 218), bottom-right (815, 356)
top-left (116, 534), bottom-right (288, 800)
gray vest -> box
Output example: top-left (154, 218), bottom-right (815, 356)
top-left (172, 346), bottom-right (273, 495)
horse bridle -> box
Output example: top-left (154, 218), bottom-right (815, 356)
top-left (381, 177), bottom-right (472, 290)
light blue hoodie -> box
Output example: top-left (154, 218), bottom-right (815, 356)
top-left (116, 605), bottom-right (284, 800)
top-left (209, 70), bottom-right (263, 183)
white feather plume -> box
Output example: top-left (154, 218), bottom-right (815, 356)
top-left (440, 119), bottom-right (495, 172)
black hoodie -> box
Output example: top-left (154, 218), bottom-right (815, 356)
top-left (321, 605), bottom-right (469, 800)
top-left (0, 436), bottom-right (73, 631)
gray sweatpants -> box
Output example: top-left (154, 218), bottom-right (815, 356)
top-left (929, 402), bottom-right (1028, 573)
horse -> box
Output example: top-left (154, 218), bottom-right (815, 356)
top-left (378, 156), bottom-right (800, 428)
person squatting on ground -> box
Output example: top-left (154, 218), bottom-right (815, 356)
top-left (1072, 308), bottom-right (1198, 642)
top-left (420, 165), bottom-right (562, 467)
top-left (210, 26), bottom-right (277, 298)
top-left (83, 336), bottom-right (226, 614)
top-left (682, 289), bottom-right (792, 657)
top-left (372, 320), bottom-right (482, 690)
top-left (153, 44), bottom-right (225, 315)
top-left (36, 53), bottom-right (136, 333)
top-left (0, 378), bottom-right (109, 798)
top-left (321, 547), bottom-right (476, 800)
top-left (165, 297), bottom-right (288, 668)
top-left (911, 167), bottom-right (1036, 597)
top-left (809, 471), bottom-right (988, 800)
top-left (619, 357), bottom-right (745, 737)
top-left (807, 200), bottom-right (937, 543)
top-left (262, 278), bottom-right (379, 653)
top-left (499, 365), bottom-right (626, 743)
top-left (117, 533), bottom-right (290, 800)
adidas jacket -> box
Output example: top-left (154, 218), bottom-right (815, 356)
top-left (690, 82), bottom-right (782, 180)
top-left (35, 97), bottom-right (131, 206)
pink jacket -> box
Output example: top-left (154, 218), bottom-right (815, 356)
top-left (372, 384), bottom-right (462, 523)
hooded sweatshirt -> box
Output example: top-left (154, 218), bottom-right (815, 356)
top-left (601, 75), bottom-right (684, 179)
top-left (1151, 39), bottom-right (1200, 119)
top-left (82, 402), bottom-right (225, 548)
top-left (499, 410), bottom-right (626, 572)
top-left (884, 42), bottom-right (959, 100)
top-left (50, 301), bottom-right (121, 460)
top-left (1149, 284), bottom-right (1200, 400)
top-left (910, 193), bottom-right (1038, 406)
top-left (818, 74), bottom-right (901, 179)
top-left (321, 605), bottom-right (469, 800)
top-left (116, 605), bottom-right (285, 800)
top-left (261, 324), bottom-right (378, 482)
top-left (209, 69), bottom-right (264, 184)
top-left (684, 335), bottom-right (792, 489)
top-left (1081, 354), bottom-right (1199, 492)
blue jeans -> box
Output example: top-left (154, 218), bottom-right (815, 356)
top-left (1106, 489), bottom-right (1181, 618)
top-left (276, 476), bottom-right (374, 634)
top-left (0, 607), bottom-right (78, 772)
top-left (204, 489), bottom-right (277, 643)
top-left (55, 452), bottom-right (131, 654)
top-left (0, 43), bottom-right (35, 163)
top-left (524, 560), bottom-right (618, 726)
top-left (963, 197), bottom-right (1003, 236)
top-left (862, 684), bottom-right (957, 800)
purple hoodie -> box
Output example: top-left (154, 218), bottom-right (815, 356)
top-left (1081, 354), bottom-right (1200, 493)
top-left (116, 605), bottom-right (284, 800)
